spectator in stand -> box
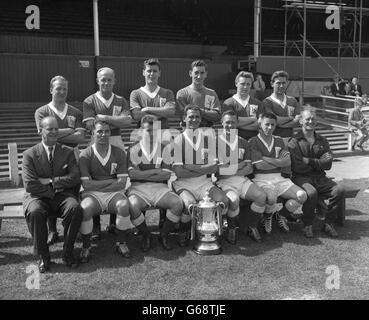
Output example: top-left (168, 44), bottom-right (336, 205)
top-left (349, 77), bottom-right (363, 97)
top-left (330, 74), bottom-right (346, 96)
top-left (253, 74), bottom-right (266, 92)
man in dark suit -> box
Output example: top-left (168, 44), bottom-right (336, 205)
top-left (22, 116), bottom-right (83, 272)
top-left (330, 74), bottom-right (345, 96)
top-left (350, 77), bottom-right (363, 97)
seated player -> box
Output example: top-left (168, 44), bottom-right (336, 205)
top-left (222, 71), bottom-right (264, 141)
top-left (216, 111), bottom-right (267, 243)
top-left (349, 97), bottom-right (369, 151)
top-left (248, 112), bottom-right (307, 235)
top-left (288, 108), bottom-right (345, 238)
top-left (172, 104), bottom-right (229, 246)
top-left (78, 120), bottom-right (132, 262)
top-left (127, 115), bottom-right (183, 251)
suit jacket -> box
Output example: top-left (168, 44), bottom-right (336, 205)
top-left (350, 83), bottom-right (362, 96)
top-left (330, 82), bottom-right (345, 96)
top-left (22, 142), bottom-right (80, 213)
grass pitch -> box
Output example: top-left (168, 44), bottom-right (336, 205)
top-left (1, 178), bottom-right (369, 300)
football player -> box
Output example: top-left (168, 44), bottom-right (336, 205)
top-left (172, 104), bottom-right (228, 246)
top-left (127, 115), bottom-right (183, 251)
top-left (248, 113), bottom-right (307, 235)
top-left (78, 120), bottom-right (131, 262)
top-left (176, 60), bottom-right (221, 127)
top-left (216, 111), bottom-right (267, 243)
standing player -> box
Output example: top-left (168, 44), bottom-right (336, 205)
top-left (248, 113), bottom-right (307, 235)
top-left (216, 111), bottom-right (267, 243)
top-left (78, 120), bottom-right (132, 262)
top-left (127, 115), bottom-right (183, 251)
top-left (176, 60), bottom-right (221, 127)
top-left (262, 70), bottom-right (302, 139)
top-left (34, 75), bottom-right (85, 246)
top-left (130, 58), bottom-right (176, 130)
top-left (172, 105), bottom-right (228, 246)
top-left (222, 71), bottom-right (264, 141)
top-left (83, 67), bottom-right (132, 239)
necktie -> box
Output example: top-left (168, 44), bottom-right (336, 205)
top-left (48, 146), bottom-right (54, 176)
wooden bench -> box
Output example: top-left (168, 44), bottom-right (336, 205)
top-left (0, 201), bottom-right (23, 232)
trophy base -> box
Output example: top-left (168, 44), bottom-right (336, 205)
top-left (193, 241), bottom-right (222, 255)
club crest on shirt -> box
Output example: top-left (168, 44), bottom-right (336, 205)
top-left (249, 104), bottom-right (258, 117)
top-left (287, 105), bottom-right (295, 117)
top-left (113, 105), bottom-right (122, 116)
top-left (159, 98), bottom-right (167, 108)
top-left (204, 95), bottom-right (215, 110)
top-left (111, 162), bottom-right (118, 175)
top-left (155, 157), bottom-right (163, 168)
top-left (275, 146), bottom-right (281, 158)
top-left (66, 116), bottom-right (76, 128)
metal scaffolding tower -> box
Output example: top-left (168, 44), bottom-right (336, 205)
top-left (256, 0), bottom-right (368, 104)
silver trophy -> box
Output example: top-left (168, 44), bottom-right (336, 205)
top-left (189, 191), bottom-right (225, 255)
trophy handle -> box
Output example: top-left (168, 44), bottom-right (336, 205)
top-left (188, 204), bottom-right (197, 241)
top-left (216, 202), bottom-right (225, 236)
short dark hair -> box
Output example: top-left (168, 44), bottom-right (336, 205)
top-left (221, 110), bottom-right (237, 120)
top-left (259, 112), bottom-right (277, 121)
top-left (190, 60), bottom-right (207, 71)
top-left (271, 70), bottom-right (289, 83)
top-left (93, 119), bottom-right (110, 131)
top-left (184, 104), bottom-right (202, 118)
top-left (143, 58), bottom-right (161, 71)
top-left (235, 71), bottom-right (254, 84)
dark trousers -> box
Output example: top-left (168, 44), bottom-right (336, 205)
top-left (292, 175), bottom-right (344, 226)
top-left (25, 193), bottom-right (83, 257)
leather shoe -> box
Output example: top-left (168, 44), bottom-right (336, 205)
top-left (38, 255), bottom-right (51, 273)
top-left (47, 232), bottom-right (59, 246)
top-left (322, 223), bottom-right (338, 238)
top-left (115, 242), bottom-right (131, 258)
top-left (91, 226), bottom-right (101, 241)
top-left (62, 254), bottom-right (79, 268)
top-left (247, 227), bottom-right (262, 243)
top-left (158, 234), bottom-right (172, 250)
top-left (141, 236), bottom-right (152, 252)
top-left (177, 232), bottom-right (188, 247)
top-left (106, 224), bottom-right (116, 234)
top-left (302, 225), bottom-right (314, 238)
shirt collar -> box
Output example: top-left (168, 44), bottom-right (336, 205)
top-left (232, 94), bottom-right (250, 108)
top-left (140, 86), bottom-right (161, 99)
top-left (48, 102), bottom-right (68, 120)
top-left (96, 91), bottom-right (115, 108)
top-left (42, 142), bottom-right (55, 156)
